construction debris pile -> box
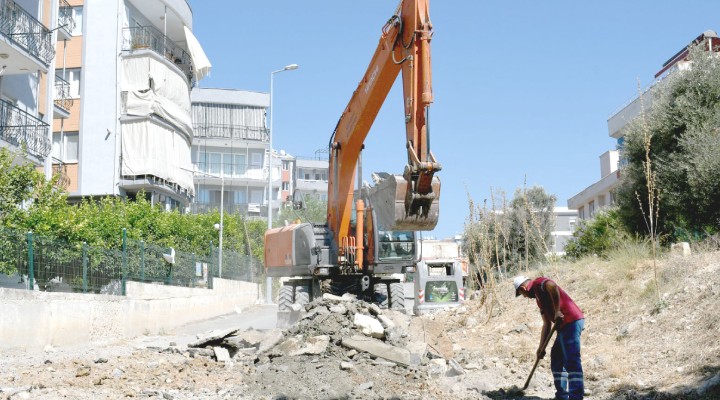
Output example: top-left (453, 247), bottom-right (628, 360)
top-left (183, 293), bottom-right (466, 399)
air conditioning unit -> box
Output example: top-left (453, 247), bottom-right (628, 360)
top-left (248, 203), bottom-right (260, 213)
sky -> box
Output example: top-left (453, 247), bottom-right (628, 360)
top-left (190, 1), bottom-right (720, 240)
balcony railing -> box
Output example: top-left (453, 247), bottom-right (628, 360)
top-left (51, 158), bottom-right (71, 189)
top-left (193, 162), bottom-right (269, 180)
top-left (0, 99), bottom-right (51, 160)
top-left (121, 26), bottom-right (194, 85)
top-left (0, 0), bottom-right (54, 65)
top-left (189, 202), bottom-right (269, 216)
top-left (54, 75), bottom-right (74, 112)
top-left (193, 124), bottom-right (269, 142)
top-left (57, 0), bottom-right (76, 35)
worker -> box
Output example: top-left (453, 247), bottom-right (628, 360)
top-left (514, 275), bottom-right (585, 400)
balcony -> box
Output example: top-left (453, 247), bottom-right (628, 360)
top-left (189, 202), bottom-right (269, 216)
top-left (56, 0), bottom-right (76, 41)
top-left (0, 0), bottom-right (54, 69)
top-left (53, 75), bottom-right (73, 117)
top-left (193, 162), bottom-right (267, 181)
top-left (51, 158), bottom-right (71, 189)
top-left (0, 99), bottom-right (50, 160)
top-left (193, 124), bottom-right (269, 142)
top-left (121, 26), bottom-right (193, 85)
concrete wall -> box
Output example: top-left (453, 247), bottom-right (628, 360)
top-left (0, 278), bottom-right (259, 350)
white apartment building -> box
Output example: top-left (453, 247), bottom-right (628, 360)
top-left (191, 88), bottom-right (292, 220)
top-left (294, 149), bottom-right (329, 202)
top-left (50, 0), bottom-right (210, 210)
top-left (568, 30), bottom-right (719, 219)
top-left (0, 0), bottom-right (61, 170)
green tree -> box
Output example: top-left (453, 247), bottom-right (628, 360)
top-left (616, 45), bottom-right (720, 240)
top-left (565, 207), bottom-right (629, 259)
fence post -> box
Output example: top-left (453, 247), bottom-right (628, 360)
top-left (82, 242), bottom-right (88, 293)
top-left (208, 241), bottom-right (214, 290)
top-left (122, 228), bottom-right (127, 296)
top-left (27, 232), bottom-right (34, 291)
top-left (191, 252), bottom-right (195, 287)
top-left (140, 240), bottom-right (145, 282)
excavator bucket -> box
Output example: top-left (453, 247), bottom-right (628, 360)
top-left (368, 172), bottom-right (440, 231)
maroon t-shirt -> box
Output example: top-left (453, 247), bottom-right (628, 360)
top-left (527, 277), bottom-right (584, 328)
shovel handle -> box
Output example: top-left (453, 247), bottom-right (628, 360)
top-left (522, 324), bottom-right (558, 391)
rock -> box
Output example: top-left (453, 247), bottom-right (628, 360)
top-left (329, 304), bottom-right (347, 314)
top-left (228, 329), bottom-right (266, 348)
top-left (111, 368), bottom-right (124, 378)
top-left (94, 357), bottom-right (108, 364)
top-left (367, 304), bottom-right (382, 316)
top-left (464, 317), bottom-right (479, 328)
top-left (322, 293), bottom-right (356, 302)
top-left (428, 359), bottom-right (447, 377)
top-left (76, 366), bottom-right (91, 377)
top-left (671, 242), bottom-right (691, 257)
top-left (257, 330), bottom-right (284, 354)
top-left (213, 346), bottom-right (231, 363)
top-left (697, 373), bottom-right (720, 395)
top-left (43, 345), bottom-right (56, 353)
top-left (346, 349), bottom-right (358, 358)
top-left (354, 314), bottom-right (385, 338)
top-left (446, 359), bottom-right (465, 377)
top-left (340, 361), bottom-right (354, 370)
top-left (276, 335), bottom-right (330, 356)
top-left (354, 381), bottom-right (374, 392)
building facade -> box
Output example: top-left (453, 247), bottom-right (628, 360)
top-left (190, 88), bottom-right (282, 219)
top-left (0, 0), bottom-right (60, 171)
top-left (50, 0), bottom-right (209, 210)
top-left (294, 150), bottom-right (329, 202)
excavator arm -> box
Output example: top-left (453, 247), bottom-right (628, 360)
top-left (328, 0), bottom-right (441, 250)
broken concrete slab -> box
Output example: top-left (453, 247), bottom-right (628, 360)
top-left (341, 335), bottom-right (420, 367)
top-left (188, 328), bottom-right (239, 348)
top-left (322, 293), bottom-right (357, 302)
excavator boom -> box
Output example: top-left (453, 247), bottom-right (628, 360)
top-left (328, 0), bottom-right (441, 243)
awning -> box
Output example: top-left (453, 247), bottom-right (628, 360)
top-left (183, 26), bottom-right (212, 81)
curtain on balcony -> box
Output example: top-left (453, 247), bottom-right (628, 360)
top-left (183, 26), bottom-right (211, 81)
top-left (122, 56), bottom-right (193, 136)
top-left (121, 119), bottom-right (194, 195)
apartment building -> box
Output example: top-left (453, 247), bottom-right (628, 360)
top-left (190, 88), bottom-right (290, 220)
top-left (0, 0), bottom-right (60, 170)
top-left (51, 0), bottom-right (210, 210)
top-left (568, 30), bottom-right (719, 219)
top-left (294, 149), bottom-right (329, 202)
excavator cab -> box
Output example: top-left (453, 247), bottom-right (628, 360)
top-left (377, 230), bottom-right (416, 262)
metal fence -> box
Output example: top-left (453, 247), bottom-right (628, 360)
top-left (0, 227), bottom-right (262, 295)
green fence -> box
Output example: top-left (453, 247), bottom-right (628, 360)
top-left (0, 227), bottom-right (262, 295)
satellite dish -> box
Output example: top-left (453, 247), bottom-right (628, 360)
top-left (163, 247), bottom-right (176, 264)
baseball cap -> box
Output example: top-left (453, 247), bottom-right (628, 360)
top-left (513, 276), bottom-right (530, 297)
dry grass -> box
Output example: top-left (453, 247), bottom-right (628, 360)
top-left (430, 246), bottom-right (720, 398)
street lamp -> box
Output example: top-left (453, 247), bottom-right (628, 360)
top-left (182, 167), bottom-right (224, 278)
top-left (267, 63), bottom-right (298, 304)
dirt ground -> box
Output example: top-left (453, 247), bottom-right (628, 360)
top-left (0, 250), bottom-right (718, 400)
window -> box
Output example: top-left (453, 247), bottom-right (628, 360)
top-left (71, 7), bottom-right (83, 36)
top-left (578, 207), bottom-right (584, 220)
top-left (589, 201), bottom-right (595, 218)
top-left (234, 190), bottom-right (247, 204)
top-left (58, 68), bottom-right (81, 98)
top-left (51, 132), bottom-right (79, 162)
top-left (250, 189), bottom-right (263, 204)
top-left (209, 153), bottom-right (221, 175)
top-left (252, 152), bottom-right (263, 167)
top-left (282, 182), bottom-right (290, 190)
top-left (197, 189), bottom-right (209, 203)
top-left (282, 160), bottom-right (290, 170)
top-left (234, 154), bottom-right (246, 176)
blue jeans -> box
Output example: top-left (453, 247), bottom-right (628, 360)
top-left (551, 318), bottom-right (584, 400)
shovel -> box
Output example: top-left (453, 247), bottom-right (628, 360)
top-left (522, 324), bottom-right (558, 391)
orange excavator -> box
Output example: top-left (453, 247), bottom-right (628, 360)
top-left (264, 0), bottom-right (441, 311)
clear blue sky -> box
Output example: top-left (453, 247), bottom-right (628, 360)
top-left (191, 1), bottom-right (720, 239)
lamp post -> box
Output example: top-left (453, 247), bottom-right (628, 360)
top-left (267, 63), bottom-right (298, 304)
top-left (183, 167), bottom-right (224, 278)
